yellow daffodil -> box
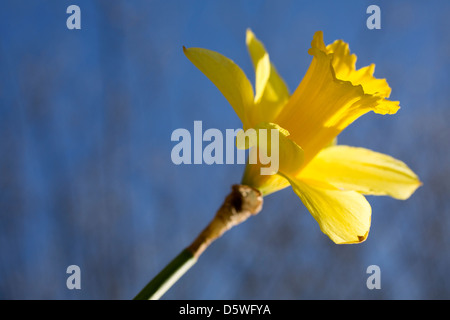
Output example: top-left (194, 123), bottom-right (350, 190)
top-left (183, 29), bottom-right (421, 244)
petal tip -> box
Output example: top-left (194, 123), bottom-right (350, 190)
top-left (246, 28), bottom-right (255, 44)
top-left (311, 31), bottom-right (326, 51)
top-left (336, 230), bottom-right (369, 244)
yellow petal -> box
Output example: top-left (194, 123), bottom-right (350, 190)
top-left (274, 31), bottom-right (399, 167)
top-left (283, 176), bottom-right (371, 244)
top-left (183, 46), bottom-right (254, 128)
top-left (240, 122), bottom-right (304, 196)
top-left (246, 29), bottom-right (290, 126)
top-left (299, 145), bottom-right (422, 200)
top-left (246, 29), bottom-right (270, 104)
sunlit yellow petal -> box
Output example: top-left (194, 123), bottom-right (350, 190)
top-left (299, 145), bottom-right (422, 200)
top-left (274, 31), bottom-right (399, 167)
top-left (246, 29), bottom-right (270, 104)
top-left (246, 29), bottom-right (290, 126)
top-left (284, 177), bottom-right (371, 244)
top-left (183, 46), bottom-right (254, 128)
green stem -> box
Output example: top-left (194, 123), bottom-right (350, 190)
top-left (133, 249), bottom-right (197, 300)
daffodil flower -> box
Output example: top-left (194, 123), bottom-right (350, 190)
top-left (135, 30), bottom-right (421, 300)
top-left (184, 29), bottom-right (421, 244)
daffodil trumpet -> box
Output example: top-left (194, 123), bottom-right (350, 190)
top-left (134, 29), bottom-right (421, 300)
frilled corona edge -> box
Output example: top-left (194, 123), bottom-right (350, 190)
top-left (187, 185), bottom-right (263, 258)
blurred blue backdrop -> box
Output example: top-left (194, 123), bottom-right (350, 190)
top-left (0, 0), bottom-right (449, 299)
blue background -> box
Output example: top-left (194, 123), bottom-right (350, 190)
top-left (0, 0), bottom-right (449, 299)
